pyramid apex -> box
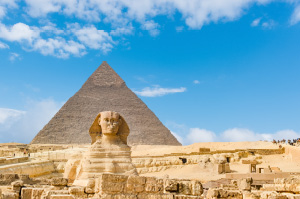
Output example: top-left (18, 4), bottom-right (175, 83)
top-left (84, 61), bottom-right (125, 88)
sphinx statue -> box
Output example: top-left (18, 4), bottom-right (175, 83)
top-left (73, 111), bottom-right (137, 184)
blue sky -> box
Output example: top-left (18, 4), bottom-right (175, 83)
top-left (1, 0), bottom-right (300, 144)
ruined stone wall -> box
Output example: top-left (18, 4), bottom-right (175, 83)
top-left (0, 174), bottom-right (204, 199)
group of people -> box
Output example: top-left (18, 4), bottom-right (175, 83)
top-left (272, 138), bottom-right (300, 146)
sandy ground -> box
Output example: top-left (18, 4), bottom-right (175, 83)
top-left (134, 141), bottom-right (300, 182)
top-left (131, 141), bottom-right (279, 156)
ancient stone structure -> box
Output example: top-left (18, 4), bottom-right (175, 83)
top-left (31, 61), bottom-right (180, 146)
top-left (73, 111), bottom-right (137, 184)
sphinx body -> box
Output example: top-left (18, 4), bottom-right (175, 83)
top-left (73, 111), bottom-right (137, 183)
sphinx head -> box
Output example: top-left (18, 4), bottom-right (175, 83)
top-left (89, 111), bottom-right (129, 145)
top-left (99, 111), bottom-right (121, 136)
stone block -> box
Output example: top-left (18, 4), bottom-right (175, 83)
top-left (178, 181), bottom-right (192, 195)
top-left (126, 176), bottom-right (146, 193)
top-left (101, 194), bottom-right (137, 199)
top-left (225, 163), bottom-right (230, 173)
top-left (69, 186), bottom-right (85, 195)
top-left (165, 179), bottom-right (178, 192)
top-left (145, 177), bottom-right (163, 193)
top-left (85, 179), bottom-right (95, 194)
top-left (137, 194), bottom-right (173, 199)
top-left (2, 192), bottom-right (18, 199)
top-left (21, 188), bottom-right (33, 199)
top-left (50, 195), bottom-right (75, 199)
top-left (51, 178), bottom-right (68, 186)
top-left (98, 174), bottom-right (128, 194)
top-left (191, 180), bottom-right (203, 196)
top-left (32, 188), bottom-right (44, 199)
top-left (239, 178), bottom-right (252, 191)
top-left (11, 180), bottom-right (23, 192)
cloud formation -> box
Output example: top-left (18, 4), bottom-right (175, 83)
top-left (291, 5), bottom-right (300, 25)
top-left (0, 0), bottom-right (299, 58)
top-left (170, 126), bottom-right (300, 145)
top-left (0, 99), bottom-right (63, 143)
top-left (134, 86), bottom-right (186, 97)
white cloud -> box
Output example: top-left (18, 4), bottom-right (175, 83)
top-left (70, 24), bottom-right (114, 53)
top-left (110, 25), bottom-right (134, 36)
top-left (141, 20), bottom-right (160, 36)
top-left (290, 4), bottom-right (300, 25)
top-left (175, 26), bottom-right (184, 32)
top-left (24, 0), bottom-right (62, 17)
top-left (170, 126), bottom-right (300, 145)
top-left (251, 18), bottom-right (261, 26)
top-left (0, 23), bottom-right (40, 43)
top-left (261, 20), bottom-right (276, 29)
top-left (0, 41), bottom-right (8, 49)
top-left (193, 80), bottom-right (201, 84)
top-left (21, 0), bottom-right (275, 30)
top-left (32, 38), bottom-right (86, 59)
top-left (0, 108), bottom-right (25, 125)
top-left (134, 86), bottom-right (187, 97)
top-left (186, 128), bottom-right (217, 143)
top-left (9, 52), bottom-right (20, 61)
top-left (0, 0), bottom-right (18, 19)
top-left (0, 99), bottom-right (63, 143)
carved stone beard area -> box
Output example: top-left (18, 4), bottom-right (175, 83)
top-left (76, 140), bottom-right (137, 181)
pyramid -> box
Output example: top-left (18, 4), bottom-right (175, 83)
top-left (31, 61), bottom-right (181, 146)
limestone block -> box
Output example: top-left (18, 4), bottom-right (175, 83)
top-left (2, 192), bottom-right (18, 199)
top-left (206, 188), bottom-right (242, 199)
top-left (0, 174), bottom-right (19, 185)
top-left (206, 188), bottom-right (219, 199)
top-left (225, 163), bottom-right (230, 173)
top-left (32, 188), bottom-right (44, 199)
top-left (50, 195), bottom-right (75, 199)
top-left (262, 184), bottom-right (276, 191)
top-left (145, 177), bottom-right (163, 193)
top-left (11, 180), bottom-right (23, 192)
top-left (126, 176), bottom-right (146, 193)
top-left (165, 179), bottom-right (178, 193)
top-left (226, 191), bottom-right (243, 199)
top-left (239, 178), bottom-right (253, 191)
top-left (69, 186), bottom-right (85, 195)
top-left (85, 179), bottom-right (95, 194)
top-left (21, 188), bottom-right (33, 199)
top-left (98, 174), bottom-right (128, 194)
top-left (242, 191), bottom-right (260, 199)
top-left (101, 194), bottom-right (137, 199)
top-left (137, 194), bottom-right (173, 199)
top-left (175, 196), bottom-right (204, 199)
top-left (191, 180), bottom-right (203, 196)
top-left (51, 178), bottom-right (68, 186)
top-left (178, 181), bottom-right (192, 195)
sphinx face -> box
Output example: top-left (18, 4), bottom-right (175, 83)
top-left (99, 111), bottom-right (121, 136)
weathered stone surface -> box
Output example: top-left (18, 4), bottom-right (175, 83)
top-left (32, 188), bottom-right (44, 199)
top-left (31, 61), bottom-right (181, 146)
top-left (239, 177), bottom-right (253, 191)
top-left (21, 188), bottom-right (33, 199)
top-left (2, 192), bottom-right (18, 199)
top-left (51, 178), bottom-right (68, 186)
top-left (206, 188), bottom-right (242, 199)
top-left (50, 195), bottom-right (75, 199)
top-left (85, 179), bottom-right (95, 194)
